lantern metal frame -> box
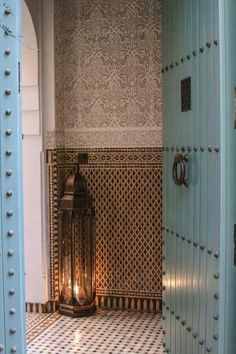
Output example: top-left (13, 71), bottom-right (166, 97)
top-left (58, 154), bottom-right (96, 317)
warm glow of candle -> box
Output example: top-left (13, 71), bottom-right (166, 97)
top-left (74, 284), bottom-right (79, 295)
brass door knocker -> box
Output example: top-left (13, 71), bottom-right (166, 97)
top-left (172, 154), bottom-right (189, 187)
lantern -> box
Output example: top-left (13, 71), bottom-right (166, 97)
top-left (59, 154), bottom-right (96, 317)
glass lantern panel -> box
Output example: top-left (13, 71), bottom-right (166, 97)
top-left (73, 212), bottom-right (95, 306)
top-left (60, 212), bottom-right (73, 304)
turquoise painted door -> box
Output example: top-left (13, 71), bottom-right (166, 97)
top-left (162, 0), bottom-right (236, 353)
top-left (0, 1), bottom-right (26, 353)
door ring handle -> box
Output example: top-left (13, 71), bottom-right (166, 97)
top-left (172, 154), bottom-right (189, 187)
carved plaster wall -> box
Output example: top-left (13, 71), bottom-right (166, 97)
top-left (50, 0), bottom-right (162, 148)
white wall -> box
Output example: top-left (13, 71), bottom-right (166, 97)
top-left (41, 0), bottom-right (56, 135)
top-left (22, 0), bottom-right (47, 304)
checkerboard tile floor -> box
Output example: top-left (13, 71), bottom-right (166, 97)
top-left (27, 309), bottom-right (163, 353)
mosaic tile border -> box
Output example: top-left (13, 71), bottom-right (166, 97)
top-left (57, 147), bottom-right (163, 167)
top-left (46, 149), bottom-right (60, 301)
top-left (26, 313), bottom-right (52, 333)
top-left (97, 295), bottom-right (161, 313)
top-left (26, 301), bottom-right (58, 314)
top-left (27, 312), bottom-right (61, 345)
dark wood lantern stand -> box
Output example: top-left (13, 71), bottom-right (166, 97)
top-left (59, 154), bottom-right (96, 317)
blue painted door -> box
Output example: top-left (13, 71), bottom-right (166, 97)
top-left (162, 1), bottom-right (236, 353)
top-left (0, 1), bottom-right (26, 353)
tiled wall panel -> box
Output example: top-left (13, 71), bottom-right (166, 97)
top-left (48, 148), bottom-right (162, 312)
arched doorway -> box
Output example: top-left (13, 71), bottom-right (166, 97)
top-left (22, 0), bottom-right (48, 306)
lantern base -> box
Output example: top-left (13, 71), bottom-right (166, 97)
top-left (59, 302), bottom-right (96, 318)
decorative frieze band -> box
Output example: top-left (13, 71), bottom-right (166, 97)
top-left (46, 129), bottom-right (163, 150)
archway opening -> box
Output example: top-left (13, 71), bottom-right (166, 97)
top-left (22, 0), bottom-right (48, 308)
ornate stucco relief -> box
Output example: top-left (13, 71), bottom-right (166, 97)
top-left (46, 128), bottom-right (162, 149)
top-left (53, 0), bottom-right (162, 148)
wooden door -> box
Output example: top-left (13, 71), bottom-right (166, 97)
top-left (162, 1), bottom-right (222, 353)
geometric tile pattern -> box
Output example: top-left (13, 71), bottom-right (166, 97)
top-left (50, 148), bottom-right (163, 311)
top-left (83, 168), bottom-right (162, 294)
top-left (26, 313), bottom-right (50, 332)
top-left (47, 149), bottom-right (60, 301)
top-left (26, 312), bottom-right (60, 345)
top-left (25, 301), bottom-right (57, 314)
top-left (27, 309), bottom-right (163, 354)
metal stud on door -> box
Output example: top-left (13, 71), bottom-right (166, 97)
top-left (0, 1), bottom-right (26, 353)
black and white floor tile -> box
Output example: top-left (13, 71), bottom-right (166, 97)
top-left (27, 309), bottom-right (163, 354)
